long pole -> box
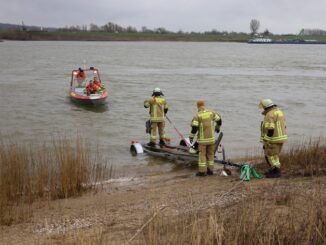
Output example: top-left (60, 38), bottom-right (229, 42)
top-left (165, 115), bottom-right (192, 148)
top-left (152, 96), bottom-right (192, 148)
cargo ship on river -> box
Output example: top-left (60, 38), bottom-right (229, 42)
top-left (248, 29), bottom-right (326, 44)
top-left (248, 38), bottom-right (326, 44)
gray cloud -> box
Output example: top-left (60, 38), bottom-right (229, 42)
top-left (1, 0), bottom-right (325, 33)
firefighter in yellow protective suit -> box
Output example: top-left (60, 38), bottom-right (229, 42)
top-left (144, 88), bottom-right (168, 146)
top-left (259, 99), bottom-right (288, 178)
top-left (189, 100), bottom-right (222, 176)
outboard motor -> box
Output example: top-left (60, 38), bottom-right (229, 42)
top-left (130, 141), bottom-right (144, 156)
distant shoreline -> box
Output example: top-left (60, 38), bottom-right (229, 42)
top-left (2, 30), bottom-right (326, 43)
top-left (0, 30), bottom-right (249, 42)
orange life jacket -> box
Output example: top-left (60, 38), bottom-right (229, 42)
top-left (77, 71), bottom-right (85, 80)
top-left (86, 83), bottom-right (98, 94)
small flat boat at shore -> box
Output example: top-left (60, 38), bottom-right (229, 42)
top-left (69, 67), bottom-right (108, 105)
top-left (130, 132), bottom-right (242, 168)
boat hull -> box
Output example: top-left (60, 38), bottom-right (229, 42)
top-left (136, 143), bottom-right (240, 168)
top-left (142, 143), bottom-right (199, 164)
top-left (130, 132), bottom-right (242, 168)
top-left (69, 90), bottom-right (108, 105)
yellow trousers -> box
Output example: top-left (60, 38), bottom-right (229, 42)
top-left (150, 121), bottom-right (165, 143)
top-left (263, 143), bottom-right (283, 169)
top-left (198, 144), bottom-right (215, 173)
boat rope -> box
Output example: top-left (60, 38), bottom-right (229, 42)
top-left (182, 179), bottom-right (246, 229)
top-left (214, 178), bottom-right (245, 203)
top-left (126, 205), bottom-right (167, 244)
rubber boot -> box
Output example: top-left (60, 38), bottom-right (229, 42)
top-left (196, 172), bottom-right (206, 177)
top-left (207, 169), bottom-right (214, 175)
top-left (266, 168), bottom-right (281, 178)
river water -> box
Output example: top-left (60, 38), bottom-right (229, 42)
top-left (0, 41), bottom-right (325, 172)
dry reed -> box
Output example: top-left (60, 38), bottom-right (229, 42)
top-left (0, 136), bottom-right (109, 225)
top-left (248, 138), bottom-right (326, 178)
top-left (280, 138), bottom-right (326, 176)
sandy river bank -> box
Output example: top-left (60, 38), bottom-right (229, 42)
top-left (1, 163), bottom-right (325, 244)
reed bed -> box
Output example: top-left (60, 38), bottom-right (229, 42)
top-left (244, 138), bottom-right (326, 178)
top-left (280, 138), bottom-right (326, 176)
top-left (0, 137), bottom-right (109, 225)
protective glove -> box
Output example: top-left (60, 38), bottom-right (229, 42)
top-left (215, 128), bottom-right (220, 133)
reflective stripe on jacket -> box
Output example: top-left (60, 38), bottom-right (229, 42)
top-left (144, 96), bottom-right (168, 122)
top-left (191, 108), bottom-right (221, 145)
top-left (261, 107), bottom-right (288, 143)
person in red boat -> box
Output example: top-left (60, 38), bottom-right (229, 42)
top-left (93, 75), bottom-right (105, 92)
top-left (86, 80), bottom-right (98, 95)
top-left (77, 68), bottom-right (86, 80)
top-left (76, 68), bottom-right (86, 87)
top-left (93, 75), bottom-right (101, 86)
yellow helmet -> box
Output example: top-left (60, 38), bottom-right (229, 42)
top-left (196, 100), bottom-right (205, 108)
top-left (258, 99), bottom-right (274, 109)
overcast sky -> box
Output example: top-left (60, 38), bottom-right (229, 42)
top-left (1, 0), bottom-right (326, 34)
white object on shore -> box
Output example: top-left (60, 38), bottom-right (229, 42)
top-left (220, 170), bottom-right (229, 176)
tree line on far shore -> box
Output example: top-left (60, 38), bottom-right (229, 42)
top-left (58, 22), bottom-right (249, 36)
top-left (2, 19), bottom-right (326, 37)
top-left (59, 20), bottom-right (326, 37)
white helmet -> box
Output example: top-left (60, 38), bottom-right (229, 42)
top-left (153, 87), bottom-right (161, 93)
top-left (152, 87), bottom-right (164, 96)
top-left (258, 99), bottom-right (274, 109)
